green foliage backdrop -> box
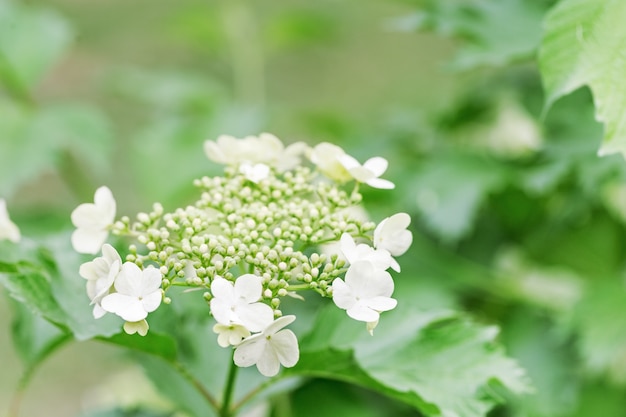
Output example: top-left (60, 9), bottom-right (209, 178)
top-left (2, 0), bottom-right (626, 416)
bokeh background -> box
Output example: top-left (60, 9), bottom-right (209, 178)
top-left (3, 0), bottom-right (626, 416)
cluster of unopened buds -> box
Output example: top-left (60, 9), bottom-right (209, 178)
top-left (71, 134), bottom-right (412, 377)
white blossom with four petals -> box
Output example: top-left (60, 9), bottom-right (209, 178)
top-left (374, 213), bottom-right (412, 257)
top-left (213, 323), bottom-right (251, 347)
top-left (79, 243), bottom-right (122, 319)
top-left (234, 315), bottom-right (299, 377)
top-left (340, 233), bottom-right (399, 272)
top-left (101, 263), bottom-right (162, 323)
top-left (210, 274), bottom-right (274, 333)
top-left (337, 154), bottom-right (394, 189)
top-left (71, 186), bottom-right (116, 254)
top-left (308, 142), bottom-right (352, 182)
top-left (0, 199), bottom-right (20, 243)
top-left (332, 260), bottom-right (397, 323)
top-left (204, 133), bottom-right (307, 172)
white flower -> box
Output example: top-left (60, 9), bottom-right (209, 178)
top-left (234, 315), bottom-right (299, 377)
top-left (204, 133), bottom-right (307, 171)
top-left (213, 323), bottom-right (251, 347)
top-left (0, 199), bottom-right (20, 243)
top-left (340, 233), bottom-right (399, 272)
top-left (308, 142), bottom-right (352, 182)
top-left (79, 244), bottom-right (122, 319)
top-left (239, 162), bottom-right (270, 183)
top-left (332, 261), bottom-right (397, 323)
top-left (71, 186), bottom-right (116, 254)
top-left (336, 154), bottom-right (394, 189)
top-left (124, 320), bottom-right (149, 336)
top-left (101, 263), bottom-right (162, 322)
top-left (210, 274), bottom-right (274, 332)
top-left (374, 213), bottom-right (412, 257)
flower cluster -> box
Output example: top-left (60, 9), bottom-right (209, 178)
top-left (72, 133), bottom-right (412, 377)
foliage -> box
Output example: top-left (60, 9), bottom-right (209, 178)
top-left (2, 0), bottom-right (626, 416)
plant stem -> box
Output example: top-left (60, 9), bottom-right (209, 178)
top-left (220, 353), bottom-right (240, 417)
top-left (172, 361), bottom-right (221, 412)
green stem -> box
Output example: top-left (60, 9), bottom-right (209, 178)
top-left (172, 361), bottom-right (221, 412)
top-left (220, 353), bottom-right (240, 417)
top-left (231, 377), bottom-right (278, 414)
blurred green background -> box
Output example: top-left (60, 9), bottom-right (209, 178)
top-left (3, 0), bottom-right (626, 416)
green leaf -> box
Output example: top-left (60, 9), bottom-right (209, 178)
top-left (292, 306), bottom-right (530, 417)
top-left (0, 1), bottom-right (72, 91)
top-left (0, 100), bottom-right (113, 197)
top-left (98, 332), bottom-right (178, 363)
top-left (571, 279), bottom-right (626, 385)
top-left (400, 0), bottom-right (548, 69)
top-left (9, 298), bottom-right (71, 368)
top-left (540, 0), bottom-right (626, 156)
top-left (414, 152), bottom-right (509, 241)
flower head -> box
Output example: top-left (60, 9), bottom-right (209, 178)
top-left (204, 133), bottom-right (307, 172)
top-left (374, 213), bottom-right (412, 257)
top-left (234, 315), bottom-right (299, 377)
top-left (0, 199), bottom-right (20, 243)
top-left (79, 244), bottom-right (122, 318)
top-left (101, 263), bottom-right (162, 323)
top-left (210, 274), bottom-right (274, 332)
top-left (332, 261), bottom-right (397, 323)
top-left (308, 142), bottom-right (352, 182)
top-left (71, 186), bottom-right (116, 254)
top-left (337, 154), bottom-right (394, 189)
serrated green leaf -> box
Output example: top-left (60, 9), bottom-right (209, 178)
top-left (0, 1), bottom-right (72, 91)
top-left (0, 263), bottom-right (69, 328)
top-left (403, 0), bottom-right (547, 69)
top-left (540, 0), bottom-right (626, 156)
top-left (293, 306), bottom-right (530, 417)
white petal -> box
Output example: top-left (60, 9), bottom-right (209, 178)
top-left (101, 293), bottom-right (147, 322)
top-left (347, 304), bottom-right (380, 322)
top-left (336, 154), bottom-right (360, 170)
top-left (234, 334), bottom-right (265, 367)
top-left (348, 166), bottom-right (375, 183)
top-left (93, 186), bottom-right (116, 223)
top-left (71, 228), bottom-right (108, 254)
top-left (92, 303), bottom-right (107, 319)
top-left (238, 302), bottom-right (274, 333)
top-left (211, 277), bottom-right (235, 302)
top-left (140, 266), bottom-right (163, 294)
top-left (345, 262), bottom-right (394, 299)
top-left (271, 329), bottom-right (299, 368)
top-left (339, 233), bottom-right (357, 264)
top-left (0, 200), bottom-right (20, 243)
top-left (331, 278), bottom-right (356, 310)
top-left (364, 296), bottom-right (397, 312)
top-left (101, 243), bottom-right (122, 265)
top-left (141, 290), bottom-right (162, 313)
top-left (210, 298), bottom-right (235, 325)
top-left (362, 157), bottom-right (388, 177)
top-left (264, 315), bottom-right (296, 335)
top-left (390, 258), bottom-right (401, 273)
top-left (366, 178), bottom-right (395, 189)
top-left (235, 274), bottom-right (263, 303)
top-left (71, 203), bottom-right (104, 229)
top-left (114, 262), bottom-right (144, 296)
top-left (124, 320), bottom-right (149, 336)
top-left (255, 343), bottom-right (281, 377)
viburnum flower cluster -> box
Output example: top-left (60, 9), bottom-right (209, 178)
top-left (71, 133), bottom-right (412, 377)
